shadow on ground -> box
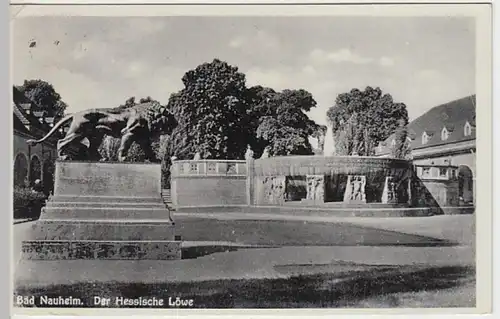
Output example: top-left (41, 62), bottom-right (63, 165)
top-left (181, 245), bottom-right (241, 259)
top-left (175, 218), bottom-right (457, 249)
top-left (14, 264), bottom-right (475, 308)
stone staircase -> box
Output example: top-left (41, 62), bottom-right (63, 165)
top-left (161, 188), bottom-right (174, 210)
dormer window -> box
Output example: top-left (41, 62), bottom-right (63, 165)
top-left (464, 121), bottom-right (472, 137)
top-left (441, 127), bottom-right (449, 141)
top-left (422, 132), bottom-right (429, 145)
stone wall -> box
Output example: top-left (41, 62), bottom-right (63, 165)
top-left (55, 161), bottom-right (162, 198)
top-left (253, 155), bottom-right (410, 176)
top-left (169, 156), bottom-right (465, 211)
top-left (250, 156), bottom-right (412, 206)
top-left (170, 160), bottom-right (247, 208)
top-left (412, 164), bottom-right (460, 208)
top-left (412, 147), bottom-right (475, 205)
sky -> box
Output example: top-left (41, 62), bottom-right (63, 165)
top-left (12, 16), bottom-right (475, 148)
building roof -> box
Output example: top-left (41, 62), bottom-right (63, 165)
top-left (377, 95), bottom-right (476, 154)
top-left (12, 86), bottom-right (56, 140)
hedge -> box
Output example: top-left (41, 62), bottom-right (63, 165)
top-left (13, 186), bottom-right (47, 219)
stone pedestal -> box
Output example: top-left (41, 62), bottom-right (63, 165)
top-left (381, 176), bottom-right (397, 204)
top-left (304, 175), bottom-right (326, 203)
top-left (343, 175), bottom-right (366, 203)
top-left (21, 161), bottom-right (181, 260)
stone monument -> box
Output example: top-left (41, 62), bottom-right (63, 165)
top-left (21, 161), bottom-right (181, 260)
top-left (21, 106), bottom-right (181, 261)
top-left (22, 161), bottom-right (181, 260)
top-left (245, 145), bottom-right (254, 160)
top-left (260, 146), bottom-right (270, 159)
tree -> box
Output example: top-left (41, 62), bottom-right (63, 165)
top-left (391, 119), bottom-right (413, 159)
top-left (18, 79), bottom-right (68, 121)
top-left (253, 89), bottom-right (320, 156)
top-left (166, 60), bottom-right (324, 160)
top-left (242, 85), bottom-right (278, 157)
top-left (166, 59), bottom-right (249, 160)
top-left (326, 86), bottom-right (409, 156)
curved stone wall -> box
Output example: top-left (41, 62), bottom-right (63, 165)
top-left (252, 155), bottom-right (411, 176)
top-left (169, 156), bottom-right (415, 210)
top-left (249, 156), bottom-right (413, 207)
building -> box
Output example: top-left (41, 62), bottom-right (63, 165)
top-left (375, 95), bottom-right (476, 206)
top-left (13, 86), bottom-right (61, 194)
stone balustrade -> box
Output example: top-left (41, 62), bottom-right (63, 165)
top-left (170, 160), bottom-right (248, 208)
top-left (170, 160), bottom-right (247, 177)
top-left (170, 156), bottom-right (416, 209)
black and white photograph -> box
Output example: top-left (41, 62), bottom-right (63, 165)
top-left (10, 3), bottom-right (492, 314)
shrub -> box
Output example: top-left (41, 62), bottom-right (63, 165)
top-left (13, 186), bottom-right (47, 219)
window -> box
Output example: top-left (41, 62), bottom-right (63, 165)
top-left (441, 127), bottom-right (449, 141)
top-left (464, 121), bottom-right (472, 137)
top-left (391, 139), bottom-right (396, 147)
top-left (422, 132), bottom-right (429, 145)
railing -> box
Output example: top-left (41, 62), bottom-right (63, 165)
top-left (170, 160), bottom-right (247, 177)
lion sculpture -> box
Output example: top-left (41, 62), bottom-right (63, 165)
top-left (27, 102), bottom-right (177, 162)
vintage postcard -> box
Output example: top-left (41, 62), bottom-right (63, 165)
top-left (10, 2), bottom-right (492, 316)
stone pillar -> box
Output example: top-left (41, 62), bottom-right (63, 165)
top-left (381, 176), bottom-right (396, 204)
top-left (343, 175), bottom-right (366, 203)
top-left (306, 175), bottom-right (326, 202)
top-left (246, 158), bottom-right (254, 206)
top-left (407, 177), bottom-right (412, 206)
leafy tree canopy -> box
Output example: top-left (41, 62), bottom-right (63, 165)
top-left (252, 88), bottom-right (320, 156)
top-left (391, 118), bottom-right (413, 160)
top-left (166, 59), bottom-right (323, 160)
top-left (18, 79), bottom-right (68, 120)
top-left (166, 59), bottom-right (249, 160)
top-left (326, 86), bottom-right (409, 156)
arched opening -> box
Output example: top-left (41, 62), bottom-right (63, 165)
top-left (458, 165), bottom-right (474, 205)
top-left (29, 156), bottom-right (41, 186)
top-left (42, 160), bottom-right (55, 196)
top-left (13, 153), bottom-right (28, 187)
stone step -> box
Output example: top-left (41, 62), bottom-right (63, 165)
top-left (295, 200), bottom-right (408, 209)
top-left (48, 195), bottom-right (164, 204)
top-left (174, 205), bottom-right (436, 217)
top-left (26, 220), bottom-right (176, 241)
top-left (41, 207), bottom-right (173, 220)
top-left (45, 202), bottom-right (167, 209)
top-left (21, 240), bottom-right (181, 260)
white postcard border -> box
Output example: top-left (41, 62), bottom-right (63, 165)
top-left (7, 1), bottom-right (494, 318)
